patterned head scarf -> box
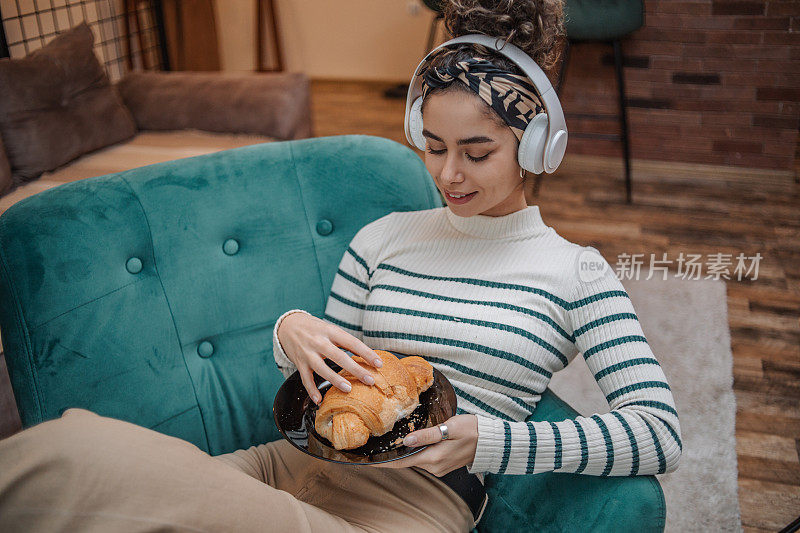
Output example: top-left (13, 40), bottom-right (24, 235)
top-left (420, 54), bottom-right (545, 142)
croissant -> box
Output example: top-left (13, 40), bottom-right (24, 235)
top-left (314, 349), bottom-right (434, 450)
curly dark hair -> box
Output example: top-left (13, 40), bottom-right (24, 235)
top-left (444, 0), bottom-right (566, 72)
top-left (420, 0), bottom-right (566, 128)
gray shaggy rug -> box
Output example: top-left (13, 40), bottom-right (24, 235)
top-left (549, 276), bottom-right (742, 533)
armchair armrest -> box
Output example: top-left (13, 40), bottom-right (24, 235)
top-left (115, 71), bottom-right (312, 140)
top-left (479, 389), bottom-right (667, 532)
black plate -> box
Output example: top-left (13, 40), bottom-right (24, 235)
top-left (273, 350), bottom-right (457, 465)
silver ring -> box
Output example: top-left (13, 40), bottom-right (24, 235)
top-left (439, 424), bottom-right (450, 441)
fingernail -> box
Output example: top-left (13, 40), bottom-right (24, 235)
top-left (374, 359), bottom-right (383, 367)
top-left (340, 382), bottom-right (351, 392)
top-left (363, 375), bottom-right (375, 385)
top-left (404, 435), bottom-right (417, 446)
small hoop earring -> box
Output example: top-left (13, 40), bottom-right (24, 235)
top-left (520, 167), bottom-right (526, 179)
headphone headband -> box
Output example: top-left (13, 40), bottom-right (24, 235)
top-left (404, 34), bottom-right (567, 173)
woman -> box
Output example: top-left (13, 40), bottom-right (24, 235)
top-left (275, 0), bottom-right (680, 481)
top-left (0, 1), bottom-right (681, 532)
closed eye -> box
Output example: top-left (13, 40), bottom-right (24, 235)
top-left (426, 147), bottom-right (491, 162)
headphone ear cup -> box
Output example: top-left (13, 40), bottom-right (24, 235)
top-left (408, 97), bottom-right (426, 151)
top-left (545, 129), bottom-right (568, 173)
top-left (518, 113), bottom-right (549, 175)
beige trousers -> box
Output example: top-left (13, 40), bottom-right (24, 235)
top-left (0, 408), bottom-right (474, 532)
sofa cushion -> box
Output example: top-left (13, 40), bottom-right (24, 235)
top-left (117, 71), bottom-right (313, 140)
top-left (0, 22), bottom-right (137, 185)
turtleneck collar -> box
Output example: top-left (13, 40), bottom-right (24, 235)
top-left (445, 205), bottom-right (550, 240)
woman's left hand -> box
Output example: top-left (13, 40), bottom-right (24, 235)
top-left (367, 414), bottom-right (478, 477)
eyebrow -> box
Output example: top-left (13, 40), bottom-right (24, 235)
top-left (421, 129), bottom-right (495, 145)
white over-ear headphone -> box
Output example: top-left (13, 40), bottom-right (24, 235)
top-left (404, 34), bottom-right (568, 175)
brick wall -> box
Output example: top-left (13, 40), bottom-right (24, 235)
top-left (554, 0), bottom-right (798, 173)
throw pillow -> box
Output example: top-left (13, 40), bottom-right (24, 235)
top-left (0, 22), bottom-right (137, 185)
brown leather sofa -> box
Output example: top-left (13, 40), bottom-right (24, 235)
top-left (0, 69), bottom-right (313, 213)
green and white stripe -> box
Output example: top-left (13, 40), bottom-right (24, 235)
top-left (274, 207), bottom-right (682, 477)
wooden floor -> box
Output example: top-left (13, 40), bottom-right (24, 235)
top-left (310, 79), bottom-right (800, 531)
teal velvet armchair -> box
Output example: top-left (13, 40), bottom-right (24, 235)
top-left (0, 134), bottom-right (665, 532)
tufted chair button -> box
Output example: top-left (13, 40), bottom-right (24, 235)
top-left (126, 257), bottom-right (143, 274)
top-left (316, 219), bottom-right (333, 236)
top-left (223, 238), bottom-right (239, 255)
top-left (197, 341), bottom-right (214, 358)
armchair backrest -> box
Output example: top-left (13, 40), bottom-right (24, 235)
top-left (0, 134), bottom-right (443, 454)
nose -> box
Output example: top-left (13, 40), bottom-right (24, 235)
top-left (440, 152), bottom-right (464, 185)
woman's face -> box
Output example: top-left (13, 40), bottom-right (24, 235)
top-left (421, 89), bottom-right (527, 217)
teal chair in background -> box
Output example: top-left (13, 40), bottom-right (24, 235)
top-left (0, 135), bottom-right (665, 532)
top-left (556, 0), bottom-right (646, 204)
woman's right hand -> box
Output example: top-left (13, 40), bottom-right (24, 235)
top-left (277, 312), bottom-right (384, 405)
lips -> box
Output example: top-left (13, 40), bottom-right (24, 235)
top-left (445, 190), bottom-right (478, 203)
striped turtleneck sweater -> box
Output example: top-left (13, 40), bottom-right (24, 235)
top-left (272, 205), bottom-right (682, 477)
